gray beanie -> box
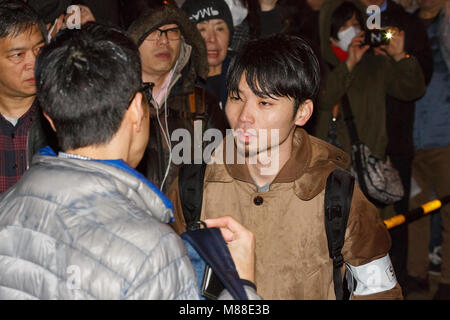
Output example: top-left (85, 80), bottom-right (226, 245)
top-left (181, 0), bottom-right (233, 36)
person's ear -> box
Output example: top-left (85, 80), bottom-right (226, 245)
top-left (294, 99), bottom-right (314, 127)
top-left (43, 112), bottom-right (57, 132)
top-left (127, 92), bottom-right (146, 132)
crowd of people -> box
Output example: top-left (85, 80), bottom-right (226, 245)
top-left (0, 0), bottom-right (448, 300)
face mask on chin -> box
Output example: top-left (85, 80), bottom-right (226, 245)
top-left (336, 26), bottom-right (360, 52)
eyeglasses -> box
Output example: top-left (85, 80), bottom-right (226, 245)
top-left (127, 82), bottom-right (154, 109)
top-left (146, 27), bottom-right (181, 41)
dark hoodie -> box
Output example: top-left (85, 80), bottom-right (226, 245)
top-left (127, 5), bottom-right (228, 192)
top-left (128, 5), bottom-right (210, 82)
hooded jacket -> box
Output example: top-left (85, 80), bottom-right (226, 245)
top-left (314, 0), bottom-right (426, 160)
top-left (169, 129), bottom-right (403, 300)
top-left (127, 6), bottom-right (228, 192)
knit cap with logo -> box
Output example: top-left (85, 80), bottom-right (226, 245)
top-left (181, 0), bottom-right (234, 36)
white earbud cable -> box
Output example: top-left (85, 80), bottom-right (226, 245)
top-left (159, 59), bottom-right (179, 191)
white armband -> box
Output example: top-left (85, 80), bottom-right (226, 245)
top-left (346, 254), bottom-right (397, 296)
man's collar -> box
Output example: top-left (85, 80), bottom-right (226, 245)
top-left (14, 99), bottom-right (38, 126)
top-left (206, 128), bottom-right (350, 200)
top-left (0, 97), bottom-right (38, 120)
top-left (58, 152), bottom-right (92, 161)
top-left (37, 146), bottom-right (175, 222)
top-left (218, 128), bottom-right (312, 185)
top-left (151, 41), bottom-right (193, 110)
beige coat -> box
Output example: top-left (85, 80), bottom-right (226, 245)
top-left (169, 128), bottom-right (403, 299)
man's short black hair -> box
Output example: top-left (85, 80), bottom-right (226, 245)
top-left (35, 22), bottom-right (142, 151)
top-left (330, 1), bottom-right (364, 40)
top-left (227, 34), bottom-right (321, 113)
top-left (0, 0), bottom-right (45, 39)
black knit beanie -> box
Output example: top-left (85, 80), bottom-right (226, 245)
top-left (181, 0), bottom-right (234, 36)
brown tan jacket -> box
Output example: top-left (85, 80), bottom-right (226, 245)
top-left (169, 128), bottom-right (403, 300)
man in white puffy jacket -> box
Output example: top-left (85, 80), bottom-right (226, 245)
top-left (0, 22), bottom-right (257, 300)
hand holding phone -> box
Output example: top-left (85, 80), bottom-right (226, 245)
top-left (205, 216), bottom-right (256, 283)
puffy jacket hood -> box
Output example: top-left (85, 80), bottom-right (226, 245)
top-left (319, 0), bottom-right (366, 67)
top-left (127, 5), bottom-right (209, 80)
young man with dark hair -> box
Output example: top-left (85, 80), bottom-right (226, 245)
top-left (169, 34), bottom-right (403, 300)
top-left (0, 0), bottom-right (57, 194)
top-left (0, 23), bottom-right (257, 300)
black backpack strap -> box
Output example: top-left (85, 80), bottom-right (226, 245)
top-left (324, 169), bottom-right (355, 300)
top-left (178, 163), bottom-right (207, 228)
top-left (340, 94), bottom-right (371, 199)
top-left (179, 163), bottom-right (248, 300)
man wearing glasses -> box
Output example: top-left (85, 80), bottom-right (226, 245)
top-left (137, 24), bottom-right (182, 102)
top-left (128, 3), bottom-right (228, 193)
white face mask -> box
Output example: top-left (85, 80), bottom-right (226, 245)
top-left (224, 0), bottom-right (248, 26)
top-left (336, 26), bottom-right (360, 52)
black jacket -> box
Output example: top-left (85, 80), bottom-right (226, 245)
top-left (27, 103), bottom-right (58, 170)
top-left (382, 0), bottom-right (433, 158)
top-left (127, 6), bottom-right (228, 193)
